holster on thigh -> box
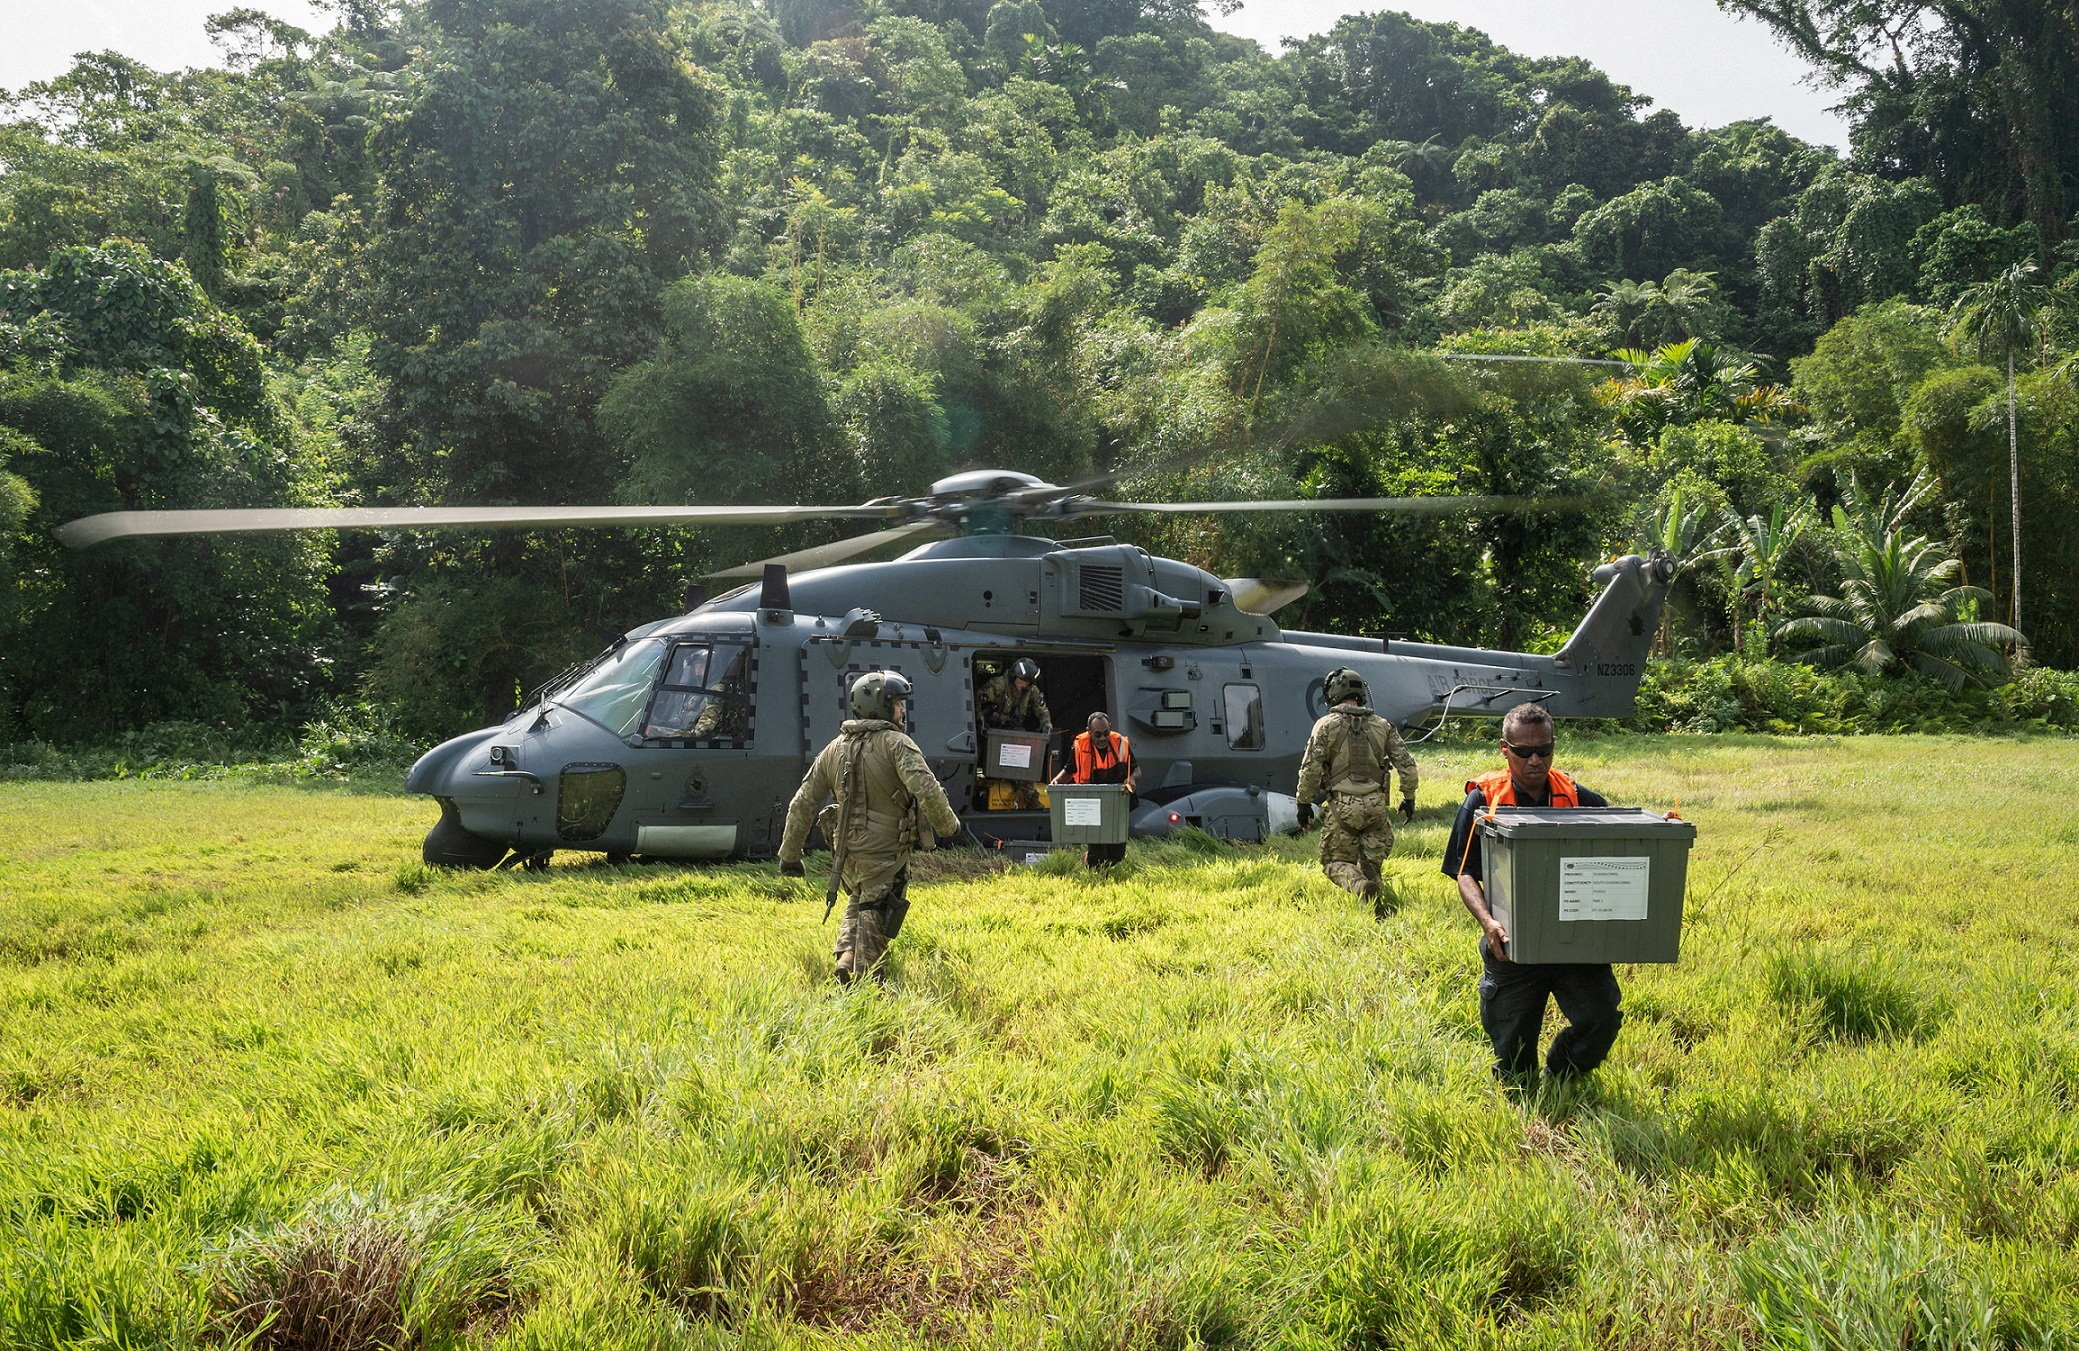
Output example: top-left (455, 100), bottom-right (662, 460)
top-left (859, 870), bottom-right (911, 940)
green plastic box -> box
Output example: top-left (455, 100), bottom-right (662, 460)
top-left (1050, 783), bottom-right (1133, 845)
top-left (985, 729), bottom-right (1051, 782)
top-left (1476, 807), bottom-right (1697, 964)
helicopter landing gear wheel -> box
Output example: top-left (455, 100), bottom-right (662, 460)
top-left (423, 803), bottom-right (508, 870)
top-left (520, 851), bottom-right (554, 872)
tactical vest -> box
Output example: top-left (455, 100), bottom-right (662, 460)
top-left (827, 727), bottom-right (918, 906)
top-left (1468, 768), bottom-right (1581, 808)
top-left (1329, 709), bottom-right (1387, 794)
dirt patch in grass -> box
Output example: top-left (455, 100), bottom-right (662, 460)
top-left (790, 1199), bottom-right (1042, 1337)
top-left (907, 850), bottom-right (1019, 885)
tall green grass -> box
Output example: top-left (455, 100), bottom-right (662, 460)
top-left (2, 737), bottom-right (2076, 1348)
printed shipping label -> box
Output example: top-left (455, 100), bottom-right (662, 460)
top-left (996, 742), bottom-right (1032, 769)
top-left (1557, 856), bottom-right (1650, 922)
top-left (1062, 797), bottom-right (1104, 826)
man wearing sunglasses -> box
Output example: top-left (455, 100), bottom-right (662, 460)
top-left (1442, 702), bottom-right (1620, 1089)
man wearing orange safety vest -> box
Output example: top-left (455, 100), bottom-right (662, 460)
top-left (1441, 701), bottom-right (1619, 1090)
top-left (1052, 711), bottom-right (1139, 866)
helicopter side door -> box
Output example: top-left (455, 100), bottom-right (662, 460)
top-left (799, 629), bottom-right (971, 833)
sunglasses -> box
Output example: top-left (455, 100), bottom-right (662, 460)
top-left (1503, 742), bottom-right (1555, 760)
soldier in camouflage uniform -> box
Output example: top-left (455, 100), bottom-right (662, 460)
top-left (975, 657), bottom-right (1052, 809)
top-left (779, 671), bottom-right (962, 984)
top-left (1295, 667), bottom-right (1419, 916)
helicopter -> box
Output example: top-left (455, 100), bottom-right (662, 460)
top-left (59, 470), bottom-right (1676, 866)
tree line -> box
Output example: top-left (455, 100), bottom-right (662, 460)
top-left (1, 0), bottom-right (2074, 745)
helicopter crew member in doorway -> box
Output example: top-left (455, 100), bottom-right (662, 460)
top-left (1052, 711), bottom-right (1138, 867)
top-left (1442, 702), bottom-right (1618, 1089)
top-left (779, 671), bottom-right (962, 985)
top-left (1296, 667), bottom-right (1419, 917)
top-left (976, 657), bottom-right (1052, 809)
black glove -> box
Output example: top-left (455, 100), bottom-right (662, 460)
top-left (778, 859), bottom-right (805, 877)
top-left (1399, 798), bottom-right (1415, 824)
top-left (1296, 800), bottom-right (1315, 831)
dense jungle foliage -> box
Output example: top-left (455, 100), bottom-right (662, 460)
top-left (2, 0), bottom-right (2076, 744)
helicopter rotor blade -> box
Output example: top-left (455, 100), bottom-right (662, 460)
top-left (55, 503), bottom-right (899, 549)
top-left (1065, 494), bottom-right (1585, 518)
top-left (703, 519), bottom-right (950, 581)
top-left (1222, 578), bottom-right (1311, 615)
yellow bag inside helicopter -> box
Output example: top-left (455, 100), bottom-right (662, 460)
top-left (984, 781), bottom-right (1051, 810)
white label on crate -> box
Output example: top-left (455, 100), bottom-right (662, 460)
top-left (997, 742), bottom-right (1032, 769)
top-left (1063, 797), bottom-right (1104, 826)
top-left (1558, 856), bottom-right (1650, 922)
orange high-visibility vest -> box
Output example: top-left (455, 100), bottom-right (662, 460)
top-left (1070, 731), bottom-right (1132, 784)
top-left (1468, 768), bottom-right (1580, 808)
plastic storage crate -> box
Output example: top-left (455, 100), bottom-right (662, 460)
top-left (1049, 783), bottom-right (1133, 845)
top-left (984, 730), bottom-right (1051, 782)
top-left (1476, 807), bottom-right (1696, 963)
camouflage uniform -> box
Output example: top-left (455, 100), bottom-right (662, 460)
top-left (978, 673), bottom-right (1052, 736)
top-left (780, 718), bottom-right (962, 982)
top-left (976, 673), bottom-right (1052, 809)
top-left (1296, 705), bottom-right (1419, 905)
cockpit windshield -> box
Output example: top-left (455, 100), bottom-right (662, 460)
top-left (553, 639), bottom-right (668, 738)
top-left (641, 640), bottom-right (753, 744)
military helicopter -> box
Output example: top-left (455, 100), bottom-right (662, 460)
top-left (60, 470), bottom-right (1675, 866)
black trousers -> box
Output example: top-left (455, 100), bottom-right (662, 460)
top-left (1477, 943), bottom-right (1623, 1081)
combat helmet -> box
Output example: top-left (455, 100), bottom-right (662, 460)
top-left (849, 670), bottom-right (914, 721)
top-left (1325, 666), bottom-right (1368, 706)
top-left (1010, 657), bottom-right (1040, 682)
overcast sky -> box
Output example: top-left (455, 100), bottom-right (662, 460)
top-left (3, 0), bottom-right (1850, 150)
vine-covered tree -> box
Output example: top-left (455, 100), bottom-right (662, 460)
top-left (354, 0), bottom-right (726, 729)
top-left (1719, 0), bottom-right (2077, 242)
top-left (0, 243), bottom-right (332, 740)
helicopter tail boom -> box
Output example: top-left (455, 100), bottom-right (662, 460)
top-left (1277, 551), bottom-right (1675, 725)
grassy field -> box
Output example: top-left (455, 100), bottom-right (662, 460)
top-left (2, 735), bottom-right (2077, 1349)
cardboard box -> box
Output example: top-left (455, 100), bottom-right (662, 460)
top-left (1050, 783), bottom-right (1133, 845)
top-left (985, 729), bottom-right (1051, 782)
top-left (1477, 807), bottom-right (1696, 963)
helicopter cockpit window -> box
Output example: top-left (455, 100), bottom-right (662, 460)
top-left (1223, 683), bottom-right (1265, 750)
top-left (555, 639), bottom-right (668, 739)
top-left (642, 641), bottom-right (752, 744)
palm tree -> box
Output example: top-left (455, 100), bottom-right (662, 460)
top-left (1592, 278), bottom-right (1660, 347)
top-left (1655, 268), bottom-right (1722, 342)
top-left (1949, 261), bottom-right (2050, 631)
top-left (1722, 500), bottom-right (1815, 654)
top-left (1376, 136), bottom-right (1455, 199)
top-left (1632, 484), bottom-right (1733, 654)
top-left (1599, 339), bottom-right (1800, 446)
top-left (1774, 477), bottom-right (2023, 689)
